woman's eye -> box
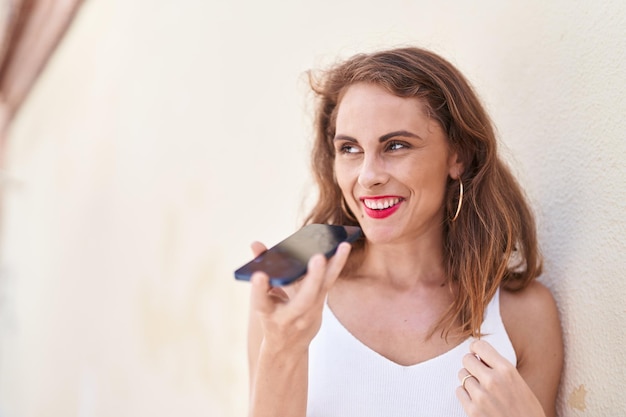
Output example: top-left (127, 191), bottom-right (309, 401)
top-left (339, 144), bottom-right (360, 154)
top-left (387, 141), bottom-right (409, 151)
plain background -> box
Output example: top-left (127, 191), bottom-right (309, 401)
top-left (0, 1), bottom-right (625, 416)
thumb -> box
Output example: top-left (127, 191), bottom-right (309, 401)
top-left (250, 271), bottom-right (274, 314)
top-left (250, 241), bottom-right (267, 258)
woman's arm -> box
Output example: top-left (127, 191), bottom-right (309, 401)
top-left (456, 281), bottom-right (564, 417)
top-left (501, 280), bottom-right (564, 416)
top-left (248, 321), bottom-right (310, 417)
top-left (246, 242), bottom-right (352, 417)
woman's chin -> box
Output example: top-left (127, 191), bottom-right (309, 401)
top-left (360, 226), bottom-right (401, 246)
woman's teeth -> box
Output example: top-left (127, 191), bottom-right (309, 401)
top-left (363, 198), bottom-right (401, 210)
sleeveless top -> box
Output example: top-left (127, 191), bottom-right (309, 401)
top-left (307, 288), bottom-right (516, 417)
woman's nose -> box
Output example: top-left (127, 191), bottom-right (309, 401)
top-left (357, 154), bottom-right (389, 189)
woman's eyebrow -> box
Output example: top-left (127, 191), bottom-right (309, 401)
top-left (379, 130), bottom-right (423, 142)
top-left (333, 134), bottom-right (358, 142)
top-left (334, 130), bottom-right (423, 143)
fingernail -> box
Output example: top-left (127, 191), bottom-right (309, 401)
top-left (310, 254), bottom-right (324, 267)
top-left (251, 272), bottom-right (264, 284)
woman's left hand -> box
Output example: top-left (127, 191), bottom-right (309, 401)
top-left (456, 339), bottom-right (545, 417)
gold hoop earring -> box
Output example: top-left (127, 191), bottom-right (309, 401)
top-left (451, 179), bottom-right (464, 222)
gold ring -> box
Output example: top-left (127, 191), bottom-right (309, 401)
top-left (462, 374), bottom-right (476, 390)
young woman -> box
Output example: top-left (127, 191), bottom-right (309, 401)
top-left (246, 47), bottom-right (563, 417)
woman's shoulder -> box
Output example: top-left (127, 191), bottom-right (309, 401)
top-left (499, 280), bottom-right (563, 366)
top-left (500, 280), bottom-right (559, 319)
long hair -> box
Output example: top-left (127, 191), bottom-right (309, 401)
top-left (303, 47), bottom-right (542, 339)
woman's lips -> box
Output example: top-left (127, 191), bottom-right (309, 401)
top-left (360, 196), bottom-right (404, 219)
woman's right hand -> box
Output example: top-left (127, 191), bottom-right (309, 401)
top-left (249, 240), bottom-right (352, 353)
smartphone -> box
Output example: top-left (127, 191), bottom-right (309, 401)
top-left (234, 224), bottom-right (362, 286)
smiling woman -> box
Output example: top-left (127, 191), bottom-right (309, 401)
top-left (332, 83), bottom-right (456, 241)
top-left (246, 47), bottom-right (563, 417)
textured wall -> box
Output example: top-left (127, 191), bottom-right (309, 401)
top-left (0, 0), bottom-right (624, 416)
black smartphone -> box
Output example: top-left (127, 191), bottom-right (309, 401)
top-left (234, 224), bottom-right (362, 286)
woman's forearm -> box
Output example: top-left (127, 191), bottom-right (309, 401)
top-left (249, 340), bottom-right (309, 417)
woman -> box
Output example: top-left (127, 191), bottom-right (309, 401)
top-left (246, 47), bottom-right (563, 417)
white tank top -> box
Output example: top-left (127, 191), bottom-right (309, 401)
top-left (307, 287), bottom-right (516, 417)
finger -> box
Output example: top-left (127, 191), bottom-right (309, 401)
top-left (250, 241), bottom-right (268, 258)
top-left (250, 271), bottom-right (275, 314)
top-left (470, 339), bottom-right (509, 371)
top-left (289, 244), bottom-right (352, 310)
top-left (457, 367), bottom-right (471, 383)
top-left (458, 368), bottom-right (480, 390)
top-left (456, 378), bottom-right (479, 417)
top-left (456, 368), bottom-right (474, 408)
top-left (462, 351), bottom-right (490, 381)
top-left (455, 385), bottom-right (472, 410)
top-left (322, 242), bottom-right (352, 289)
top-left (291, 254), bottom-right (328, 309)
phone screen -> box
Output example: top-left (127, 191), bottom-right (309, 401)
top-left (234, 224), bottom-right (362, 286)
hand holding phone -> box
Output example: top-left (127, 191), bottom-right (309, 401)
top-left (234, 224), bottom-right (362, 286)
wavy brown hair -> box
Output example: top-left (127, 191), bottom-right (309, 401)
top-left (303, 47), bottom-right (542, 338)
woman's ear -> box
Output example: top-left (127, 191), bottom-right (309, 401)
top-left (448, 151), bottom-right (465, 180)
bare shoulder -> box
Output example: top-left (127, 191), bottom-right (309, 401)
top-left (500, 280), bottom-right (562, 357)
top-left (500, 280), bottom-right (563, 416)
top-left (500, 280), bottom-right (559, 321)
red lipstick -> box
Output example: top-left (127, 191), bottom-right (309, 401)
top-left (360, 196), bottom-right (404, 219)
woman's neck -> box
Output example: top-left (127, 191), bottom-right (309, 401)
top-left (347, 236), bottom-right (447, 291)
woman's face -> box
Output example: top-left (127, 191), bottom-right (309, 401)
top-left (333, 82), bottom-right (462, 245)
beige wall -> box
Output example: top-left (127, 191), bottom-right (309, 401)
top-left (1, 0), bottom-right (625, 416)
